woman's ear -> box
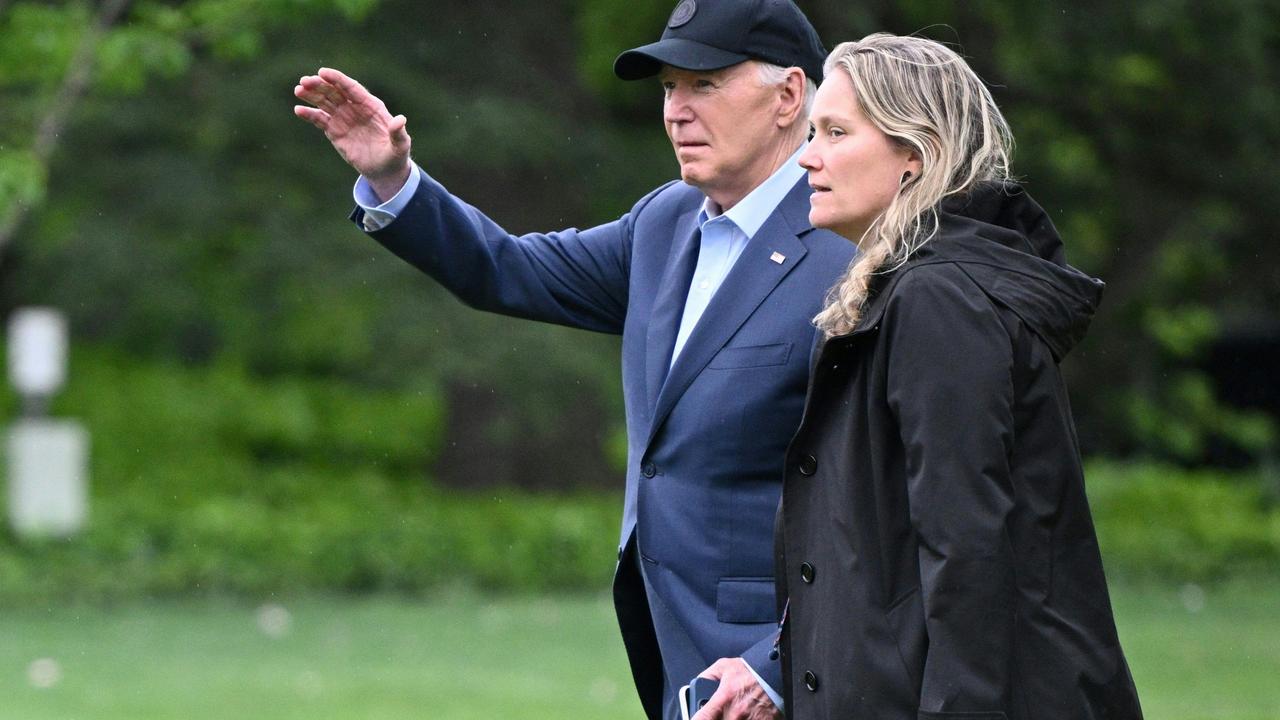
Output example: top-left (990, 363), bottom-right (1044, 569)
top-left (903, 147), bottom-right (923, 179)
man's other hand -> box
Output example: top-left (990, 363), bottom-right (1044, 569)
top-left (690, 658), bottom-right (780, 720)
top-left (294, 67), bottom-right (412, 202)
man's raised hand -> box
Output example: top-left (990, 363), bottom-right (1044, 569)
top-left (293, 67), bottom-right (411, 202)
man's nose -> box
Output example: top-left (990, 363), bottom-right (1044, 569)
top-left (663, 90), bottom-right (694, 125)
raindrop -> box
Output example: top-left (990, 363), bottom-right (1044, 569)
top-left (27, 658), bottom-right (62, 689)
top-left (1179, 583), bottom-right (1206, 613)
top-left (256, 603), bottom-right (293, 638)
top-left (589, 677), bottom-right (618, 704)
top-left (296, 670), bottom-right (323, 699)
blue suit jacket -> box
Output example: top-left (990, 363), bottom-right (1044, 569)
top-left (354, 172), bottom-right (855, 719)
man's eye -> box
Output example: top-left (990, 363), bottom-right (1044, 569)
top-left (695, 79), bottom-right (714, 89)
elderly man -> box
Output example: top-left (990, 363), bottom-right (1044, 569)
top-left (294, 1), bottom-right (851, 718)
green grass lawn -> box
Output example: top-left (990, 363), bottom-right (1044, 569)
top-left (0, 592), bottom-right (645, 720)
top-left (1, 581), bottom-right (1277, 720)
top-left (1112, 578), bottom-right (1280, 720)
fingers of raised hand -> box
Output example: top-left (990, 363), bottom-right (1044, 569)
top-left (296, 76), bottom-right (348, 114)
top-left (317, 67), bottom-right (374, 103)
top-left (293, 105), bottom-right (331, 131)
top-left (293, 84), bottom-right (323, 111)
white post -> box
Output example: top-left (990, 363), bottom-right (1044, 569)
top-left (7, 422), bottom-right (89, 537)
top-left (6, 307), bottom-right (89, 538)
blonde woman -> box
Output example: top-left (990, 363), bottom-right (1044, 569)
top-left (774, 34), bottom-right (1143, 719)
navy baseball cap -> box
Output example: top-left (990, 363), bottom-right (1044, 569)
top-left (614, 0), bottom-right (827, 83)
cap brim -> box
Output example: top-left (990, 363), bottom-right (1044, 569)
top-left (614, 38), bottom-right (750, 81)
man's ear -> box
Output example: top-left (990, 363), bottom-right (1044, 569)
top-left (776, 67), bottom-right (807, 129)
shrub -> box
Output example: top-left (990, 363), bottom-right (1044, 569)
top-left (2, 347), bottom-right (1277, 605)
top-left (1087, 460), bottom-right (1280, 582)
top-left (0, 347), bottom-right (622, 604)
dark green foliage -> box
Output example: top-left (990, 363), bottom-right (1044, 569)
top-left (0, 350), bottom-right (1274, 602)
top-left (3, 0), bottom-right (1280, 603)
top-left (4, 0), bottom-right (642, 490)
top-left (6, 0), bottom-right (1278, 476)
top-left (0, 347), bottom-right (621, 604)
top-left (801, 0), bottom-right (1280, 462)
top-left (0, 483), bottom-right (623, 603)
top-left (1087, 461), bottom-right (1280, 582)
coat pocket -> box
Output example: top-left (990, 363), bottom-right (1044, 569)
top-left (715, 577), bottom-right (777, 623)
top-left (708, 343), bottom-right (792, 369)
top-left (918, 712), bottom-right (1008, 720)
top-left (886, 586), bottom-right (926, 694)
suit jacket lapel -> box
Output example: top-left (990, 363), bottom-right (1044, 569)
top-left (646, 178), bottom-right (814, 446)
top-left (643, 207), bottom-right (702, 419)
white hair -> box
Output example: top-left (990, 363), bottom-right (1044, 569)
top-left (755, 61), bottom-right (817, 120)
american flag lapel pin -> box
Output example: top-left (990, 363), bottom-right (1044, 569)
top-left (770, 251), bottom-right (786, 264)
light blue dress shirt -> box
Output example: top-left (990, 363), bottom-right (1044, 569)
top-left (669, 145), bottom-right (807, 368)
top-left (353, 146), bottom-right (807, 712)
top-left (354, 162), bottom-right (422, 231)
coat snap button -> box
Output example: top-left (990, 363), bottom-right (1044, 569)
top-left (641, 462), bottom-right (657, 478)
top-left (798, 455), bottom-right (817, 476)
top-left (804, 670), bottom-right (819, 692)
top-left (800, 562), bottom-right (815, 583)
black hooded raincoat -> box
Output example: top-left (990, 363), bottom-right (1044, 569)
top-left (776, 184), bottom-right (1143, 720)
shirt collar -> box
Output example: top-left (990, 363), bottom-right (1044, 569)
top-left (699, 143), bottom-right (807, 239)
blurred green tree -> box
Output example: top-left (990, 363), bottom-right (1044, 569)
top-left (804, 0), bottom-right (1280, 464)
top-left (2, 0), bottom-right (1277, 493)
top-left (0, 0), bottom-right (381, 257)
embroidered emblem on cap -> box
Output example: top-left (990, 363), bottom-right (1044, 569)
top-left (668, 0), bottom-right (697, 28)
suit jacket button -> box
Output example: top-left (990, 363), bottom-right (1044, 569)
top-left (804, 670), bottom-right (819, 692)
top-left (641, 462), bottom-right (657, 478)
top-left (798, 455), bottom-right (817, 476)
top-left (800, 562), bottom-right (815, 583)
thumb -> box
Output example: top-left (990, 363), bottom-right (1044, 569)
top-left (389, 114), bottom-right (410, 149)
top-left (700, 657), bottom-right (733, 680)
top-left (690, 686), bottom-right (730, 720)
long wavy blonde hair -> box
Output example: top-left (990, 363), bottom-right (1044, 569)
top-left (813, 33), bottom-right (1014, 337)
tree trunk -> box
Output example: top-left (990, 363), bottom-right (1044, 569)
top-left (0, 0), bottom-right (132, 258)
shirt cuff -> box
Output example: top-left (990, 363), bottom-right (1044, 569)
top-left (741, 658), bottom-right (785, 713)
top-left (352, 162), bottom-right (422, 231)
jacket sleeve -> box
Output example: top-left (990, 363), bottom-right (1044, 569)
top-left (883, 265), bottom-right (1017, 718)
top-left (355, 172), bottom-right (668, 334)
top-left (741, 631), bottom-right (784, 711)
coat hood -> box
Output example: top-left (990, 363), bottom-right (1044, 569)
top-left (913, 182), bottom-right (1104, 361)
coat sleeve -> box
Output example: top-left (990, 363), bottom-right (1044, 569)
top-left (883, 265), bottom-right (1017, 718)
top-left (740, 630), bottom-right (784, 710)
top-left (356, 172), bottom-right (668, 334)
